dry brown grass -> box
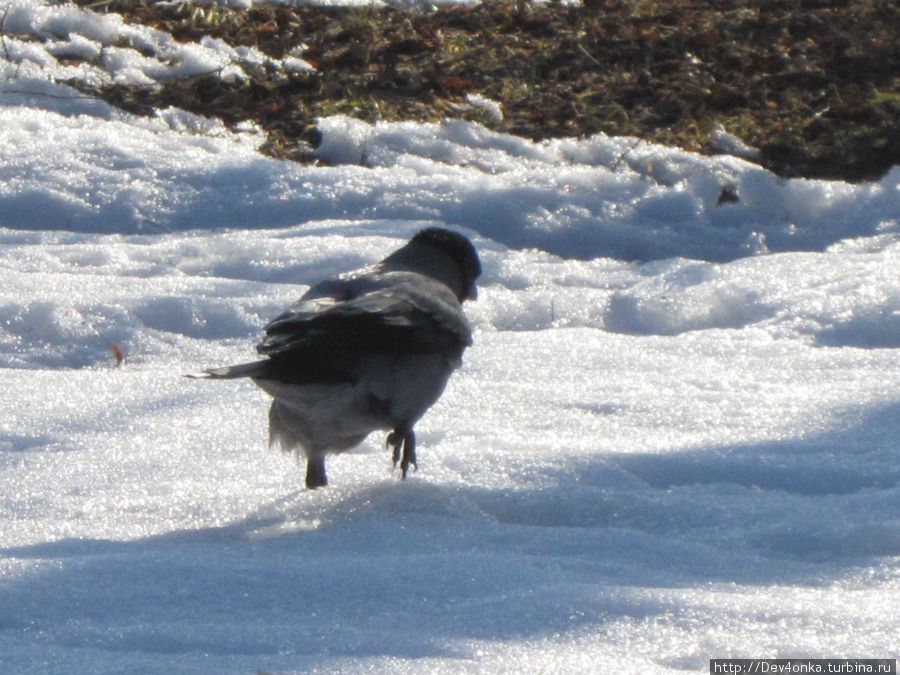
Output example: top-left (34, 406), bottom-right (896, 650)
top-left (70, 0), bottom-right (900, 180)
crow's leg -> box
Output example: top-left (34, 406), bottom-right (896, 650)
top-left (400, 430), bottom-right (416, 479)
top-left (387, 431), bottom-right (403, 466)
top-left (387, 429), bottom-right (416, 479)
top-left (305, 455), bottom-right (328, 489)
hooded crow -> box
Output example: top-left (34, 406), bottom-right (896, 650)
top-left (195, 228), bottom-right (481, 488)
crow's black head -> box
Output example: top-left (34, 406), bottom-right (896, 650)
top-left (410, 228), bottom-right (481, 301)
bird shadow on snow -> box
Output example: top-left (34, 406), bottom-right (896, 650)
top-left (2, 401), bottom-right (899, 664)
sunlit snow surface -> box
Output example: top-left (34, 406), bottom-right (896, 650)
top-left (0, 0), bottom-right (313, 86)
top-left (1, 6), bottom-right (900, 673)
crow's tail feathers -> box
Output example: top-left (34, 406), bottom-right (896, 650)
top-left (185, 359), bottom-right (269, 380)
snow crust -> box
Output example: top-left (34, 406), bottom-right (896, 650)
top-left (1, 5), bottom-right (899, 674)
top-left (0, 0), bottom-right (313, 86)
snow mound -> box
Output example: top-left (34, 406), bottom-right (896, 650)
top-left (2, 99), bottom-right (898, 266)
top-left (316, 116), bottom-right (900, 262)
top-left (0, 0), bottom-right (314, 86)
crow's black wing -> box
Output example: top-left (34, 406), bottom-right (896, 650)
top-left (254, 274), bottom-right (472, 385)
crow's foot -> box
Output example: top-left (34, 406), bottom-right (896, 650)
top-left (387, 431), bottom-right (402, 465)
top-left (386, 429), bottom-right (416, 479)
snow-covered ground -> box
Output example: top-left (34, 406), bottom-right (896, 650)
top-left (1, 2), bottom-right (899, 673)
top-left (0, 0), bottom-right (313, 87)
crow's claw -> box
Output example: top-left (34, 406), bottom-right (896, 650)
top-left (387, 429), bottom-right (416, 479)
top-left (387, 431), bottom-right (403, 465)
